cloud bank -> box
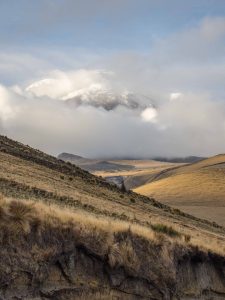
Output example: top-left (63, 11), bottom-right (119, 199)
top-left (1, 68), bottom-right (225, 159)
top-left (0, 17), bottom-right (225, 158)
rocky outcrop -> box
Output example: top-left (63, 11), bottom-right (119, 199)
top-left (0, 237), bottom-right (224, 300)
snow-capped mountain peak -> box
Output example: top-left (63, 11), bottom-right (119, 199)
top-left (62, 85), bottom-right (154, 111)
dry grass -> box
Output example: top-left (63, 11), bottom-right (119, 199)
top-left (0, 149), bottom-right (221, 245)
top-left (94, 160), bottom-right (179, 177)
top-left (0, 139), bottom-right (224, 264)
top-left (0, 136), bottom-right (225, 299)
top-left (0, 196), bottom-right (224, 258)
top-left (0, 194), bottom-right (224, 300)
top-left (135, 155), bottom-right (225, 226)
top-left (151, 223), bottom-right (181, 238)
top-left (109, 239), bottom-right (140, 272)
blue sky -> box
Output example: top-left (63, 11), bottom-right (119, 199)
top-left (1, 0), bottom-right (225, 51)
top-left (0, 1), bottom-right (225, 157)
top-left (0, 0), bottom-right (224, 87)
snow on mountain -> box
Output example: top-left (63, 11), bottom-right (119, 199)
top-left (25, 74), bottom-right (156, 117)
top-left (62, 84), bottom-right (154, 111)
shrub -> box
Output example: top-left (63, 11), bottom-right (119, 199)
top-left (60, 175), bottom-right (65, 180)
top-left (184, 234), bottom-right (191, 243)
top-left (151, 223), bottom-right (181, 238)
top-left (121, 181), bottom-right (126, 193)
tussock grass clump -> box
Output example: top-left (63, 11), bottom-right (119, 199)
top-left (184, 234), bottom-right (191, 243)
top-left (0, 198), bottom-right (35, 234)
top-left (151, 223), bottom-right (181, 238)
top-left (108, 239), bottom-right (140, 272)
top-left (8, 200), bottom-right (33, 220)
top-left (8, 200), bottom-right (34, 233)
top-left (77, 223), bottom-right (114, 256)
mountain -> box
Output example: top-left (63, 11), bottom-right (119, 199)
top-left (58, 152), bottom-right (84, 161)
top-left (0, 135), bottom-right (224, 299)
top-left (62, 84), bottom-right (155, 111)
top-left (135, 154), bottom-right (225, 226)
top-left (58, 152), bottom-right (134, 172)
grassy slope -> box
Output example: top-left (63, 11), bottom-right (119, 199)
top-left (93, 160), bottom-right (178, 177)
top-left (0, 135), bottom-right (224, 254)
top-left (0, 136), bottom-right (225, 298)
top-left (135, 155), bottom-right (225, 226)
top-left (1, 197), bottom-right (225, 299)
top-left (94, 160), bottom-right (181, 191)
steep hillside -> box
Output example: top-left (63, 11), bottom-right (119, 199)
top-left (0, 135), bottom-right (224, 299)
top-left (135, 155), bottom-right (225, 226)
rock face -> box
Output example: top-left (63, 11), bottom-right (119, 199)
top-left (176, 254), bottom-right (225, 300)
top-left (1, 237), bottom-right (225, 300)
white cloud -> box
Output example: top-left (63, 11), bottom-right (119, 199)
top-left (141, 107), bottom-right (158, 123)
top-left (1, 17), bottom-right (225, 157)
top-left (0, 85), bottom-right (15, 121)
top-left (0, 75), bottom-right (224, 158)
top-left (170, 93), bottom-right (182, 102)
top-left (25, 69), bottom-right (110, 99)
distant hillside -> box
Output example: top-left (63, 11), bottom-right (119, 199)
top-left (58, 152), bottom-right (134, 172)
top-left (153, 156), bottom-right (206, 163)
top-left (135, 154), bottom-right (225, 226)
top-left (0, 136), bottom-right (224, 299)
top-left (58, 152), bottom-right (84, 161)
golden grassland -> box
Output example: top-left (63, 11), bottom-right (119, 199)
top-left (135, 155), bottom-right (225, 226)
top-left (1, 150), bottom-right (225, 244)
top-left (1, 135), bottom-right (225, 300)
top-left (93, 160), bottom-right (179, 177)
top-left (0, 135), bottom-right (225, 264)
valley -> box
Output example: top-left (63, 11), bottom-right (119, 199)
top-left (60, 153), bottom-right (225, 227)
top-left (0, 135), bottom-right (224, 299)
top-left (1, 1), bottom-right (225, 299)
